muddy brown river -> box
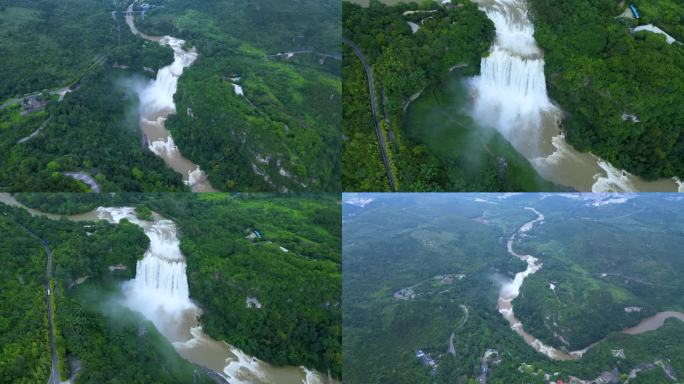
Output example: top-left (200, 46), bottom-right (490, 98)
top-left (469, 0), bottom-right (683, 192)
top-left (1, 193), bottom-right (334, 383)
top-left (125, 5), bottom-right (216, 192)
top-left (497, 204), bottom-right (684, 361)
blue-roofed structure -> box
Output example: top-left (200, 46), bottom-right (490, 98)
top-left (629, 4), bottom-right (640, 19)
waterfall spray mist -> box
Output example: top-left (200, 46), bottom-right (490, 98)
top-left (467, 0), bottom-right (681, 192)
top-left (125, 5), bottom-right (216, 192)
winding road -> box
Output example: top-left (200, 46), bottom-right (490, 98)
top-left (62, 172), bottom-right (101, 193)
top-left (11, 222), bottom-right (60, 384)
top-left (343, 37), bottom-right (396, 191)
top-left (42, 235), bottom-right (60, 384)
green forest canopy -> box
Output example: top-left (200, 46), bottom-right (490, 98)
top-left (529, 0), bottom-right (684, 181)
top-left (136, 0), bottom-right (341, 192)
top-left (342, 1), bottom-right (559, 192)
top-left (7, 192), bottom-right (342, 379)
top-left (0, 0), bottom-right (340, 192)
top-left (343, 193), bottom-right (684, 383)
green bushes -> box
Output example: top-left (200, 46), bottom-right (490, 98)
top-left (342, 1), bottom-right (558, 191)
top-left (11, 193), bottom-right (342, 378)
top-left (529, 0), bottom-right (684, 180)
top-left (135, 0), bottom-right (341, 191)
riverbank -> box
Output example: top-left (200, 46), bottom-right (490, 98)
top-left (501, 205), bottom-right (684, 361)
top-left (124, 4), bottom-right (216, 192)
top-left (0, 193), bottom-right (338, 383)
top-left (468, 0), bottom-right (682, 192)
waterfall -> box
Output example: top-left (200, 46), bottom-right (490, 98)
top-left (0, 194), bottom-right (332, 383)
top-left (125, 3), bottom-right (216, 192)
top-left (95, 206), bottom-right (330, 383)
top-left (133, 256), bottom-right (189, 299)
top-left (467, 0), bottom-right (682, 192)
top-left (131, 217), bottom-right (189, 302)
top-left (139, 36), bottom-right (197, 114)
top-left (96, 207), bottom-right (195, 320)
top-left (469, 0), bottom-right (553, 155)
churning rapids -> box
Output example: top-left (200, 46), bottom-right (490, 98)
top-left (125, 5), bottom-right (216, 192)
top-left (498, 206), bottom-right (684, 361)
top-left (468, 0), bottom-right (683, 192)
top-left (498, 207), bottom-right (590, 360)
top-left (0, 194), bottom-right (331, 384)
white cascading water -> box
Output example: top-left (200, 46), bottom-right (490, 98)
top-left (125, 5), bottom-right (216, 192)
top-left (95, 206), bottom-right (329, 384)
top-left (469, 0), bottom-right (552, 153)
top-left (96, 207), bottom-right (194, 320)
top-left (468, 0), bottom-right (681, 192)
top-left (139, 36), bottom-right (196, 114)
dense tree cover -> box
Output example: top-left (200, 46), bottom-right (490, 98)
top-left (134, 0), bottom-right (341, 191)
top-left (529, 0), bottom-right (684, 180)
top-left (0, 216), bottom-right (51, 384)
top-left (0, 0), bottom-right (174, 101)
top-left (514, 196), bottom-right (684, 351)
top-left (0, 202), bottom-right (211, 383)
top-left (342, 1), bottom-right (559, 191)
top-left (342, 52), bottom-right (391, 191)
top-left (0, 0), bottom-right (198, 192)
top-left (343, 193), bottom-right (684, 383)
top-left (12, 192), bottom-right (342, 378)
top-left (1, 0), bottom-right (342, 192)
top-left (0, 67), bottom-right (187, 192)
top-left (0, 0), bottom-right (110, 101)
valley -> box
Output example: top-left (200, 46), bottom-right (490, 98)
top-left (342, 193), bottom-right (684, 383)
top-left (0, 0), bottom-right (340, 192)
top-left (341, 0), bottom-right (684, 192)
top-left (0, 192), bottom-right (341, 383)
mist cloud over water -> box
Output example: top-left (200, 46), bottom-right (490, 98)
top-left (467, 0), bottom-right (681, 192)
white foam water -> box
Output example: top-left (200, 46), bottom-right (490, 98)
top-left (96, 206), bottom-right (331, 384)
top-left (469, 0), bottom-right (552, 149)
top-left (138, 36), bottom-right (197, 114)
top-left (125, 4), bottom-right (215, 192)
top-left (468, 0), bottom-right (681, 192)
top-left (498, 207), bottom-right (594, 360)
top-left (96, 208), bottom-right (194, 321)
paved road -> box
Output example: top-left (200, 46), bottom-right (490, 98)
top-left (41, 236), bottom-right (60, 384)
top-left (342, 37), bottom-right (397, 191)
top-left (13, 224), bottom-right (60, 384)
top-left (62, 172), bottom-right (101, 193)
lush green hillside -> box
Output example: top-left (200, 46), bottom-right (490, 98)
top-left (135, 0), bottom-right (341, 191)
top-left (529, 0), bottom-right (684, 181)
top-left (0, 68), bottom-right (186, 192)
top-left (0, 0), bottom-right (188, 192)
top-left (0, 202), bottom-right (211, 384)
top-left (11, 192), bottom-right (342, 378)
top-left (342, 0), bottom-right (559, 192)
top-left (342, 51), bottom-right (390, 191)
top-left (0, 215), bottom-right (51, 384)
top-left (0, 0), bottom-right (110, 100)
top-left (343, 193), bottom-right (684, 383)
top-left (0, 0), bottom-right (339, 192)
